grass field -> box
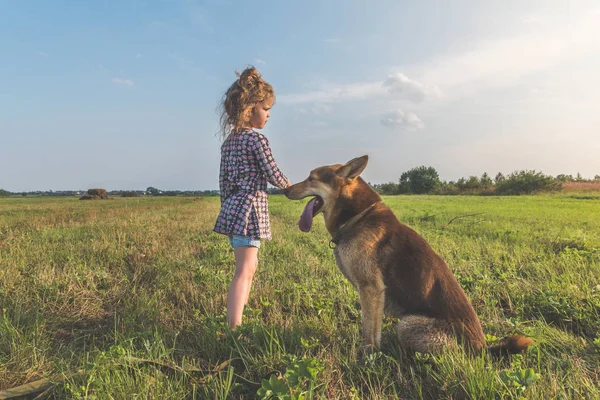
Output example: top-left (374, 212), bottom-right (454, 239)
top-left (1, 194), bottom-right (599, 399)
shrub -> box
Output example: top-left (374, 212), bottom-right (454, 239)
top-left (398, 166), bottom-right (441, 194)
top-left (378, 182), bottom-right (399, 195)
top-left (495, 170), bottom-right (562, 195)
top-left (437, 181), bottom-right (460, 195)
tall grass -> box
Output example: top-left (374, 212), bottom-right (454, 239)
top-left (0, 195), bottom-right (599, 399)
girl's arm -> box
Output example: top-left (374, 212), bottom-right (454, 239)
top-left (253, 133), bottom-right (290, 189)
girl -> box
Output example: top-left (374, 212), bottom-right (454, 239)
top-left (213, 67), bottom-right (291, 329)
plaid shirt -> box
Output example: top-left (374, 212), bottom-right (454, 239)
top-left (213, 129), bottom-right (289, 240)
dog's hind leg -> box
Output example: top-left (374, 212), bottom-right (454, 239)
top-left (357, 283), bottom-right (386, 353)
top-left (396, 315), bottom-right (453, 354)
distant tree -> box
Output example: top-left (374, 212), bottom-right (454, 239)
top-left (379, 182), bottom-right (399, 195)
top-left (146, 187), bottom-right (160, 196)
top-left (121, 191), bottom-right (140, 197)
top-left (398, 166), bottom-right (441, 194)
top-left (494, 173), bottom-right (505, 184)
top-left (575, 172), bottom-right (584, 182)
top-left (438, 181), bottom-right (459, 195)
top-left (480, 172), bottom-right (493, 189)
top-left (0, 189), bottom-right (9, 197)
top-left (495, 170), bottom-right (562, 195)
top-left (464, 176), bottom-right (481, 190)
top-left (595, 175), bottom-right (600, 182)
top-left (556, 174), bottom-right (573, 182)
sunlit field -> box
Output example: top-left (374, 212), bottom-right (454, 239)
top-left (1, 194), bottom-right (599, 399)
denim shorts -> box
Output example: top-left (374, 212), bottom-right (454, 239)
top-left (228, 234), bottom-right (261, 249)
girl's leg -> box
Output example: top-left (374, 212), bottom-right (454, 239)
top-left (226, 246), bottom-right (259, 329)
top-left (243, 257), bottom-right (259, 306)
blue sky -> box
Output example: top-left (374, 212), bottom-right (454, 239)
top-left (1, 0), bottom-right (599, 191)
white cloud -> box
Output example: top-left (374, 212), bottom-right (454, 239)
top-left (38, 51), bottom-right (49, 58)
top-left (279, 72), bottom-right (438, 105)
top-left (383, 72), bottom-right (442, 103)
top-left (279, 73), bottom-right (436, 127)
top-left (136, 52), bottom-right (143, 59)
top-left (282, 9), bottom-right (600, 108)
top-left (311, 103), bottom-right (333, 114)
top-left (311, 121), bottom-right (329, 128)
top-left (273, 5), bottom-right (599, 161)
top-left (254, 58), bottom-right (266, 65)
top-left (380, 109), bottom-right (424, 130)
top-left (520, 13), bottom-right (547, 24)
top-left (278, 82), bottom-right (385, 105)
top-left (295, 104), bottom-right (332, 115)
top-left (111, 78), bottom-right (134, 88)
top-left (418, 10), bottom-right (600, 96)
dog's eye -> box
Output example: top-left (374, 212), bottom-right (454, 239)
top-left (307, 176), bottom-right (313, 182)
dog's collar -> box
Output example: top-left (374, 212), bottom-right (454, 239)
top-left (329, 201), bottom-right (381, 249)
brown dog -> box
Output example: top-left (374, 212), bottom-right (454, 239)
top-left (284, 155), bottom-right (531, 355)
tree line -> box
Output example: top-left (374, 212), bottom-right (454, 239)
top-left (2, 172), bottom-right (599, 198)
top-left (371, 166), bottom-right (600, 195)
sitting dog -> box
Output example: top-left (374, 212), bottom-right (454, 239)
top-left (284, 155), bottom-right (531, 355)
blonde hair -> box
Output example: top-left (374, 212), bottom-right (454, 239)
top-left (218, 66), bottom-right (275, 139)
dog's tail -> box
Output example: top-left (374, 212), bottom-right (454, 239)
top-left (487, 334), bottom-right (533, 357)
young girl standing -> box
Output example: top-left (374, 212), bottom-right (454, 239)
top-left (213, 67), bottom-right (291, 329)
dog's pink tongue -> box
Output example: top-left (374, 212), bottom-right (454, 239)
top-left (299, 198), bottom-right (317, 232)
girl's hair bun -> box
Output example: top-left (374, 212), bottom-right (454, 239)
top-left (218, 66), bottom-right (275, 138)
top-left (236, 67), bottom-right (262, 93)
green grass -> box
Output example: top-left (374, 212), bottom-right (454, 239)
top-left (0, 195), bottom-right (599, 399)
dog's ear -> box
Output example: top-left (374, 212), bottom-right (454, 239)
top-left (338, 155), bottom-right (368, 180)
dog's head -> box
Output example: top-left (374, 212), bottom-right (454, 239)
top-left (284, 155), bottom-right (369, 232)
